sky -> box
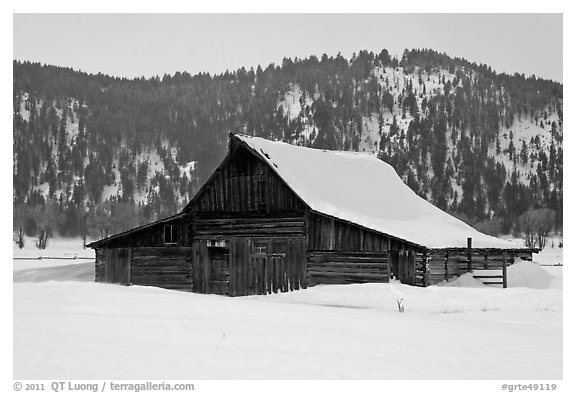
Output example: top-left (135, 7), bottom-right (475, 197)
top-left (13, 13), bottom-right (563, 82)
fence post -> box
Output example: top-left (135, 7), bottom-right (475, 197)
top-left (425, 252), bottom-right (430, 287)
top-left (467, 237), bottom-right (472, 272)
top-left (444, 250), bottom-right (449, 282)
top-left (502, 251), bottom-right (508, 289)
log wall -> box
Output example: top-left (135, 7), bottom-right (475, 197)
top-left (307, 251), bottom-right (389, 286)
top-left (95, 246), bottom-right (193, 290)
top-left (193, 216), bottom-right (305, 238)
top-left (130, 247), bottom-right (192, 291)
top-left (95, 247), bottom-right (131, 284)
top-left (307, 212), bottom-right (406, 252)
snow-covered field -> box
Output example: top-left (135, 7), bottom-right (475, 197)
top-left (13, 238), bottom-right (563, 380)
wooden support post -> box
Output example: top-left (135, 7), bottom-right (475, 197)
top-left (502, 251), bottom-right (508, 289)
top-left (444, 250), bottom-right (449, 282)
top-left (423, 252), bottom-right (430, 287)
top-left (126, 247), bottom-right (132, 286)
top-left (467, 237), bottom-right (472, 272)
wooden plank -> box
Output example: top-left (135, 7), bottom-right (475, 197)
top-left (473, 275), bottom-right (504, 279)
top-left (502, 251), bottom-right (508, 289)
top-left (299, 237), bottom-right (307, 289)
top-left (273, 257), bottom-right (280, 293)
top-left (307, 271), bottom-right (386, 280)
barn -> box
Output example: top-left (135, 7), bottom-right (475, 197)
top-left (87, 133), bottom-right (534, 295)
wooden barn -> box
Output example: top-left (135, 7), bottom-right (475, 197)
top-left (88, 133), bottom-right (534, 295)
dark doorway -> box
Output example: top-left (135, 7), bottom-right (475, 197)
top-left (208, 241), bottom-right (230, 295)
top-left (390, 250), bottom-right (415, 285)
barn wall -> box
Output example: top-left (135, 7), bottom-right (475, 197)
top-left (307, 251), bottom-right (389, 286)
top-left (94, 247), bottom-right (131, 285)
top-left (188, 145), bottom-right (306, 214)
top-left (308, 213), bottom-right (389, 252)
top-left (95, 246), bottom-right (193, 290)
top-left (193, 215), bottom-right (305, 238)
top-left (130, 247), bottom-right (192, 291)
top-left (306, 213), bottom-right (398, 286)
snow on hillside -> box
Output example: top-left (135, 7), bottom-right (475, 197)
top-left (490, 112), bottom-right (561, 184)
top-left (16, 93), bottom-right (199, 206)
top-left (13, 237), bottom-right (562, 380)
top-left (279, 65), bottom-right (560, 199)
top-left (18, 92), bottom-right (31, 121)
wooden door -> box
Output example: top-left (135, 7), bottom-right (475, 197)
top-left (396, 251), bottom-right (415, 285)
top-left (192, 240), bottom-right (209, 293)
top-left (208, 245), bottom-right (230, 295)
top-left (247, 239), bottom-right (287, 295)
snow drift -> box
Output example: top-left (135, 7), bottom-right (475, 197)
top-left (13, 262), bottom-right (94, 283)
top-left (507, 260), bottom-right (557, 289)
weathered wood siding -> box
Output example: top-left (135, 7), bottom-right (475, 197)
top-left (130, 247), bottom-right (192, 290)
top-left (305, 213), bottom-right (428, 286)
top-left (188, 145), bottom-right (306, 214)
top-left (193, 216), bottom-right (305, 238)
top-left (95, 248), bottom-right (106, 282)
top-left (307, 251), bottom-right (389, 286)
top-left (308, 212), bottom-right (390, 252)
top-left (94, 247), bottom-right (131, 285)
top-left (95, 246), bottom-right (193, 290)
top-left (389, 250), bottom-right (419, 285)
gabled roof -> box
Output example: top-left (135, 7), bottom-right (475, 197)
top-left (86, 212), bottom-right (186, 248)
top-left (230, 134), bottom-right (524, 250)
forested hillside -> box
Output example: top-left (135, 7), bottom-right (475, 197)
top-left (12, 49), bottom-right (563, 246)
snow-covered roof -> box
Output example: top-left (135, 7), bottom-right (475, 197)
top-left (235, 134), bottom-right (523, 250)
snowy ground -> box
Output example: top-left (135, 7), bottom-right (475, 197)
top-left (13, 238), bottom-right (563, 380)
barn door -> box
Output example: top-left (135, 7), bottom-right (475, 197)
top-left (208, 242), bottom-right (230, 295)
top-left (394, 250), bottom-right (415, 285)
top-left (192, 239), bottom-right (231, 294)
top-left (248, 239), bottom-right (287, 295)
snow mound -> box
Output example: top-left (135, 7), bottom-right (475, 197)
top-left (13, 262), bottom-right (94, 283)
top-left (261, 281), bottom-right (561, 315)
top-left (438, 273), bottom-right (487, 288)
top-left (507, 260), bottom-right (555, 289)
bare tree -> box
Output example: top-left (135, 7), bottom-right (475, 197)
top-left (13, 203), bottom-right (26, 249)
top-left (33, 199), bottom-right (59, 250)
top-left (517, 208), bottom-right (556, 250)
top-left (89, 201), bottom-right (113, 239)
top-left (78, 203), bottom-right (92, 249)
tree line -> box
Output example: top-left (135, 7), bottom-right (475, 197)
top-left (13, 48), bottom-right (563, 246)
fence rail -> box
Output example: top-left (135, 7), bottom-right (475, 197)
top-left (13, 256), bottom-right (94, 261)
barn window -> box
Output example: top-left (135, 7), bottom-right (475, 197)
top-left (207, 239), bottom-right (227, 248)
top-left (164, 225), bottom-right (177, 244)
top-left (253, 241), bottom-right (268, 255)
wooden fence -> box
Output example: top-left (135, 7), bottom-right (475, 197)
top-left (412, 240), bottom-right (533, 288)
